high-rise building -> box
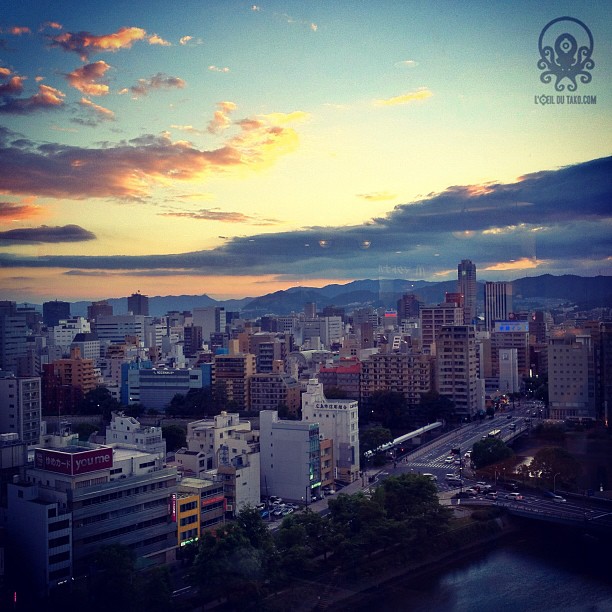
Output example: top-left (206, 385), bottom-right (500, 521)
top-left (0, 308), bottom-right (28, 374)
top-left (42, 300), bottom-right (70, 327)
top-left (457, 259), bottom-right (477, 325)
top-left (213, 352), bottom-right (256, 410)
top-left (436, 325), bottom-right (480, 419)
top-left (484, 281), bottom-right (513, 331)
top-left (127, 292), bottom-right (149, 316)
top-left (87, 300), bottom-right (113, 321)
top-left (0, 371), bottom-right (42, 445)
top-left (548, 334), bottom-right (596, 421)
top-left (419, 302), bottom-right (464, 355)
top-left (397, 293), bottom-right (420, 321)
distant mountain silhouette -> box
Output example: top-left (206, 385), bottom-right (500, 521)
top-left (65, 274), bottom-right (611, 317)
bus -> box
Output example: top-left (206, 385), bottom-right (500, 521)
top-left (488, 429), bottom-right (502, 438)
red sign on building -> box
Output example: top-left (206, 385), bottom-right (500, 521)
top-left (34, 447), bottom-right (113, 475)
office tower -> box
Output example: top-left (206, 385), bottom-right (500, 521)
top-left (42, 300), bottom-right (70, 327)
top-left (548, 334), bottom-right (596, 421)
top-left (397, 293), bottom-right (420, 321)
top-left (499, 348), bottom-right (520, 394)
top-left (457, 259), bottom-right (477, 325)
top-left (127, 292), bottom-right (149, 316)
top-left (213, 352), bottom-right (256, 410)
top-left (87, 300), bottom-right (113, 320)
top-left (304, 302), bottom-right (317, 318)
top-left (0, 306), bottom-right (28, 375)
top-left (484, 281), bottom-right (513, 331)
top-left (192, 307), bottom-right (226, 345)
top-left (436, 325), bottom-right (479, 419)
top-left (491, 321), bottom-right (530, 379)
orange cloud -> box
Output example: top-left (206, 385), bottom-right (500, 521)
top-left (66, 61), bottom-right (111, 96)
top-left (49, 26), bottom-right (147, 59)
top-left (40, 21), bottom-right (62, 31)
top-left (79, 97), bottom-right (114, 119)
top-left (159, 208), bottom-right (279, 224)
top-left (0, 201), bottom-right (41, 220)
top-left (373, 87), bottom-right (433, 106)
top-left (0, 84), bottom-right (65, 114)
top-left (207, 101), bottom-right (237, 134)
top-left (148, 33), bottom-right (171, 46)
top-left (0, 75), bottom-right (25, 96)
top-left (483, 257), bottom-right (540, 271)
top-left (0, 67), bottom-right (11, 77)
top-left (0, 111), bottom-right (303, 198)
top-left (7, 26), bottom-right (31, 35)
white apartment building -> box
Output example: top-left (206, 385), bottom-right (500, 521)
top-left (301, 379), bottom-right (360, 484)
top-left (105, 411), bottom-right (166, 459)
top-left (50, 317), bottom-right (91, 353)
top-left (420, 303), bottom-right (464, 356)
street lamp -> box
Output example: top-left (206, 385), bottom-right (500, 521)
top-left (305, 485), bottom-right (309, 508)
top-left (553, 472), bottom-right (561, 493)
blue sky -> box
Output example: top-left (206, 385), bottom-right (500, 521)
top-left (0, 1), bottom-right (610, 302)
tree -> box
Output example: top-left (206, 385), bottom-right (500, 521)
top-left (417, 391), bottom-right (456, 424)
top-left (189, 507), bottom-right (279, 607)
top-left (162, 424), bottom-right (187, 452)
top-left (375, 474), bottom-right (451, 535)
top-left (134, 566), bottom-right (172, 612)
top-left (364, 391), bottom-right (409, 431)
top-left (72, 422), bottom-right (99, 441)
top-left (529, 446), bottom-right (582, 488)
top-left (360, 426), bottom-right (393, 455)
top-left (88, 544), bottom-right (137, 611)
top-left (471, 437), bottom-right (514, 469)
top-left (77, 385), bottom-right (121, 419)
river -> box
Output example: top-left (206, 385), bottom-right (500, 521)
top-left (342, 526), bottom-right (612, 612)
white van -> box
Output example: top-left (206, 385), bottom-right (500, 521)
top-left (422, 473), bottom-right (438, 481)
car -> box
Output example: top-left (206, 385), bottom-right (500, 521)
top-left (486, 492), bottom-right (498, 500)
top-left (506, 492), bottom-right (523, 501)
top-left (260, 510), bottom-right (269, 519)
top-left (282, 507), bottom-right (294, 515)
top-left (256, 503), bottom-right (266, 510)
top-left (272, 507), bottom-right (283, 517)
top-left (269, 495), bottom-right (282, 504)
top-left (507, 414), bottom-right (513, 419)
top-left (324, 488), bottom-right (335, 496)
top-left (552, 495), bottom-right (566, 503)
top-left (454, 458), bottom-right (461, 465)
top-left (465, 488), bottom-right (478, 496)
top-left (445, 456), bottom-right (454, 463)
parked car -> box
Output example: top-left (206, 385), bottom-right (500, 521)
top-left (272, 507), bottom-right (283, 517)
top-left (269, 495), bottom-right (282, 504)
top-left (260, 510), bottom-right (269, 519)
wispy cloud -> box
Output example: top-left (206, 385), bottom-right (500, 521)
top-left (373, 87), bottom-right (433, 106)
top-left (0, 224), bottom-right (96, 245)
top-left (357, 191), bottom-right (398, 201)
top-left (49, 26), bottom-right (147, 60)
top-left (179, 35), bottom-right (192, 45)
top-left (40, 21), bottom-right (62, 31)
top-left (395, 59), bottom-right (418, 68)
top-left (208, 65), bottom-right (230, 73)
top-left (3, 26), bottom-right (31, 36)
top-left (65, 61), bottom-right (111, 96)
top-left (159, 208), bottom-right (280, 225)
top-left (119, 73), bottom-right (185, 97)
top-left (79, 97), bottom-right (115, 120)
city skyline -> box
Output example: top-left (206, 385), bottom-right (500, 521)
top-left (0, 1), bottom-right (610, 303)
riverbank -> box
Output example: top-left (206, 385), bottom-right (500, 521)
top-left (261, 510), bottom-right (520, 612)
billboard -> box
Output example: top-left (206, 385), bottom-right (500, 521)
top-left (34, 447), bottom-right (113, 476)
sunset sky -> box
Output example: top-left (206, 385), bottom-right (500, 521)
top-left (0, 1), bottom-right (610, 304)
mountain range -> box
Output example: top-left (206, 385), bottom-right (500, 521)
top-left (66, 274), bottom-right (612, 318)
